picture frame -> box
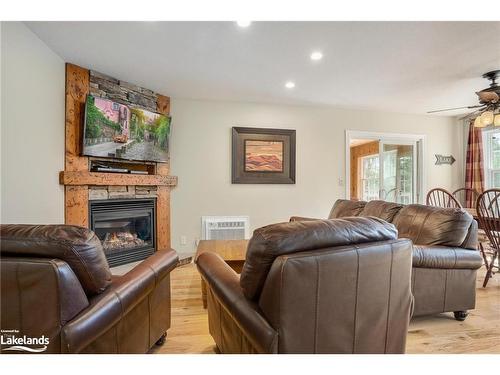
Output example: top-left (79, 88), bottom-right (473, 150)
top-left (232, 127), bottom-right (296, 184)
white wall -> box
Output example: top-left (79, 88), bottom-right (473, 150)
top-left (170, 99), bottom-right (463, 257)
top-left (1, 22), bottom-right (65, 223)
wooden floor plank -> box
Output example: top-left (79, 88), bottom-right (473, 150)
top-left (152, 263), bottom-right (500, 354)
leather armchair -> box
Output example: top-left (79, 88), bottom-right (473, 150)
top-left (197, 217), bottom-right (414, 354)
top-left (0, 224), bottom-right (178, 353)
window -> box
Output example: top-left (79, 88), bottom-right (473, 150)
top-left (360, 154), bottom-right (380, 201)
top-left (398, 155), bottom-right (413, 204)
top-left (483, 129), bottom-right (500, 188)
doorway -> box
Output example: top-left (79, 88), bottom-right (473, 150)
top-left (346, 131), bottom-right (425, 204)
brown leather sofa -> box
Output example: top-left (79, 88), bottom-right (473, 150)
top-left (0, 224), bottom-right (178, 353)
top-left (197, 217), bottom-right (414, 354)
top-left (292, 199), bottom-right (483, 321)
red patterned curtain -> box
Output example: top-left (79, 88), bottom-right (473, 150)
top-left (465, 121), bottom-right (484, 206)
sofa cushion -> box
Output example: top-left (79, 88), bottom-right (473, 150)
top-left (0, 224), bottom-right (112, 295)
top-left (360, 200), bottom-right (403, 223)
top-left (392, 204), bottom-right (473, 247)
top-left (328, 199), bottom-right (366, 218)
top-left (412, 245), bottom-right (483, 269)
top-left (240, 217), bottom-right (398, 300)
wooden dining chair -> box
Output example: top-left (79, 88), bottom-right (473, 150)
top-left (452, 188), bottom-right (480, 209)
top-left (476, 189), bottom-right (500, 287)
top-left (426, 188), bottom-right (462, 208)
top-left (454, 188), bottom-right (491, 262)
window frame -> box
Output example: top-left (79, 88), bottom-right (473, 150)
top-left (482, 128), bottom-right (500, 189)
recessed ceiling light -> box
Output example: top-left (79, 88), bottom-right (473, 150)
top-left (310, 51), bottom-right (323, 61)
top-left (285, 81), bottom-right (295, 89)
top-left (236, 21), bottom-right (252, 28)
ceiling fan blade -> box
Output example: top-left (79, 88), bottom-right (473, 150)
top-left (427, 105), bottom-right (485, 114)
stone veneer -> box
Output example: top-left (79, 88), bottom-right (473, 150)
top-left (89, 185), bottom-right (158, 200)
top-left (89, 70), bottom-right (159, 112)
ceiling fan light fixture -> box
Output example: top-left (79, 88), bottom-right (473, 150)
top-left (494, 114), bottom-right (500, 127)
top-left (481, 111), bottom-right (495, 126)
top-left (474, 116), bottom-right (485, 128)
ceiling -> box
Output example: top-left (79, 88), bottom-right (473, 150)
top-left (26, 21), bottom-right (500, 116)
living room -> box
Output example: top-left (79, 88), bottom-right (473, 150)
top-left (1, 1), bottom-right (500, 372)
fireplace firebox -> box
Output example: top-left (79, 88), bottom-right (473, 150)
top-left (89, 198), bottom-right (156, 267)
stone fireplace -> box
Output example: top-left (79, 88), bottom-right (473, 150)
top-left (89, 198), bottom-right (156, 267)
top-left (60, 63), bottom-right (177, 267)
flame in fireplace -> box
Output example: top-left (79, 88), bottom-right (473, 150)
top-left (102, 231), bottom-right (146, 252)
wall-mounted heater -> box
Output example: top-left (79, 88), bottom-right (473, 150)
top-left (201, 216), bottom-right (250, 240)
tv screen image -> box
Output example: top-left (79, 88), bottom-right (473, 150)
top-left (83, 95), bottom-right (171, 163)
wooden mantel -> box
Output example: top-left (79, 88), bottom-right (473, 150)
top-left (62, 63), bottom-right (177, 251)
top-left (60, 171), bottom-right (178, 186)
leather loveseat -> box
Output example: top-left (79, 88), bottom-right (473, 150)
top-left (197, 217), bottom-right (414, 354)
top-left (0, 224), bottom-right (178, 353)
top-left (293, 199), bottom-right (483, 321)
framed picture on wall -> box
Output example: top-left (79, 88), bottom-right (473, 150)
top-left (232, 127), bottom-right (296, 184)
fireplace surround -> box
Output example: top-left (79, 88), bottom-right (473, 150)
top-left (60, 63), bottom-right (177, 264)
top-left (89, 198), bottom-right (156, 267)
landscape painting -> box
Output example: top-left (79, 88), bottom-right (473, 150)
top-left (244, 140), bottom-right (284, 172)
top-left (232, 127), bottom-right (296, 184)
top-left (83, 95), bottom-right (171, 162)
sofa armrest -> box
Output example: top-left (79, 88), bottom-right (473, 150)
top-left (109, 249), bottom-right (178, 314)
top-left (289, 216), bottom-right (322, 222)
top-left (196, 252), bottom-right (277, 353)
top-left (461, 219), bottom-right (478, 250)
top-left (62, 249), bottom-right (178, 353)
top-left (123, 249), bottom-right (179, 286)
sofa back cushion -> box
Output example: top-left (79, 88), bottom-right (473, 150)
top-left (0, 224), bottom-right (112, 295)
top-left (360, 200), bottom-right (403, 222)
top-left (328, 199), bottom-right (366, 218)
top-left (240, 217), bottom-right (398, 300)
top-left (392, 204), bottom-right (473, 247)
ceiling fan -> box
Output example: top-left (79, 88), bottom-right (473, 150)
top-left (427, 70), bottom-right (500, 127)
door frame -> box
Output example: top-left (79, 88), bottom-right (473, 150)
top-left (345, 130), bottom-right (427, 204)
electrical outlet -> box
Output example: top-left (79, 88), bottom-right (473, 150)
top-left (338, 176), bottom-right (344, 186)
top-left (180, 235), bottom-right (187, 246)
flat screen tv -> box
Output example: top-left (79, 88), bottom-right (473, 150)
top-left (82, 95), bottom-right (171, 163)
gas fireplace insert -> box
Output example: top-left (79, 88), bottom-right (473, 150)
top-left (89, 198), bottom-right (156, 267)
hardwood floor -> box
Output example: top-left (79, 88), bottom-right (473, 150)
top-left (151, 263), bottom-right (500, 354)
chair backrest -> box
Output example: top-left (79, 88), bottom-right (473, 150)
top-left (392, 204), bottom-right (473, 247)
top-left (0, 224), bottom-right (112, 296)
top-left (240, 217), bottom-right (398, 301)
top-left (453, 188), bottom-right (480, 208)
top-left (328, 199), bottom-right (366, 219)
top-left (1, 257), bottom-right (90, 353)
top-left (258, 235), bottom-right (413, 353)
top-left (327, 199), bottom-right (476, 248)
top-left (476, 189), bottom-right (500, 251)
top-left (426, 188), bottom-right (462, 208)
